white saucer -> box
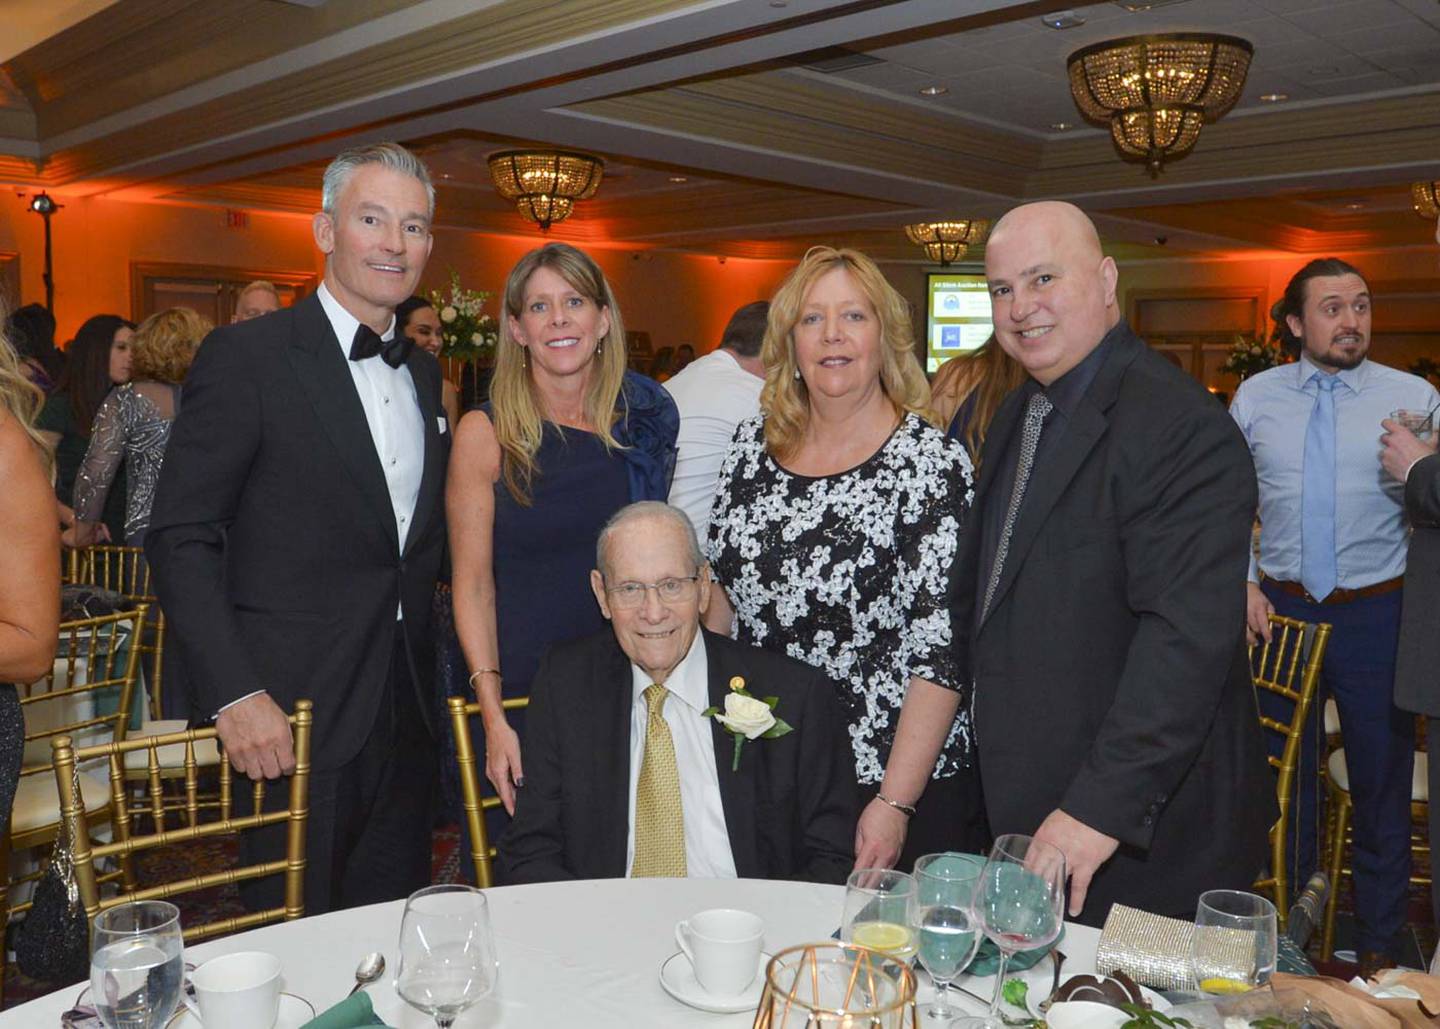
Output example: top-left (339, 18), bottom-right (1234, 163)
top-left (168, 991), bottom-right (317, 1028)
top-left (660, 951), bottom-right (770, 1014)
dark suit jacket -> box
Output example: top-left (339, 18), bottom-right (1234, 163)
top-left (497, 628), bottom-right (856, 884)
top-left (1397, 454), bottom-right (1440, 716)
top-left (145, 294), bottom-right (449, 769)
top-left (953, 322), bottom-right (1273, 923)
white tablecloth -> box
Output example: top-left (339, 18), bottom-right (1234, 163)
top-left (4, 878), bottom-right (1101, 1027)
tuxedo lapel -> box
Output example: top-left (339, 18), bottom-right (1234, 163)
top-left (596, 640), bottom-right (634, 877)
top-left (705, 640), bottom-right (759, 879)
top-left (402, 353), bottom-right (444, 559)
top-left (285, 296), bottom-right (398, 552)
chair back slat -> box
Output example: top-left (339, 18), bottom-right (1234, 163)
top-left (449, 695), bottom-right (529, 888)
top-left (68, 545), bottom-right (167, 720)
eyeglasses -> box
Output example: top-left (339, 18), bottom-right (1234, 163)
top-left (605, 575), bottom-right (702, 609)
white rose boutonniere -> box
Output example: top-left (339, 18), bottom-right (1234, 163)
top-left (702, 676), bottom-right (794, 771)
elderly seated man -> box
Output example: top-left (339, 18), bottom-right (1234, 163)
top-left (497, 501), bottom-right (856, 884)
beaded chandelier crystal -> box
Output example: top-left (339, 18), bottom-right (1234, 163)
top-left (487, 150), bottom-right (605, 229)
top-left (1067, 33), bottom-right (1253, 176)
top-left (904, 219), bottom-right (989, 266)
top-left (1412, 182), bottom-right (1440, 219)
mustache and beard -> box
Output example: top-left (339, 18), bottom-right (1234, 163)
top-left (1306, 329), bottom-right (1368, 371)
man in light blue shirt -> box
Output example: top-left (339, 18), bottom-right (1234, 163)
top-left (1231, 258), bottom-right (1439, 975)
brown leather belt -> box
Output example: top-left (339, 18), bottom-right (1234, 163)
top-left (1264, 575), bottom-right (1404, 605)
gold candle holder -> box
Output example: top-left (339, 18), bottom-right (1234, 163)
top-left (753, 942), bottom-right (917, 1028)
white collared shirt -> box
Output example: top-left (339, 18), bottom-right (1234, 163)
top-left (316, 283), bottom-right (424, 554)
top-left (625, 632), bottom-right (737, 879)
top-left (664, 349), bottom-right (763, 542)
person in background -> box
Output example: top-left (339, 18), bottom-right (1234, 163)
top-left (498, 502), bottom-right (855, 884)
top-left (649, 345), bottom-right (677, 382)
top-left (37, 314), bottom-right (135, 545)
top-left (397, 295), bottom-right (460, 426)
top-left (6, 302), bottom-right (61, 392)
top-left (72, 308), bottom-right (210, 548)
top-left (232, 280), bottom-right (281, 323)
top-left (672, 343), bottom-right (696, 375)
top-left (705, 246), bottom-right (978, 871)
top-left (1234, 258), bottom-right (1439, 977)
top-left (664, 301), bottom-right (767, 543)
top-left (0, 325), bottom-right (61, 838)
top-left (448, 242), bottom-right (677, 843)
top-left (930, 334), bottom-right (1026, 467)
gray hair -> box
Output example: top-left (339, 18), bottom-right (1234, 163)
top-left (321, 141), bottom-right (435, 218)
top-left (237, 279), bottom-right (280, 303)
top-left (595, 502), bottom-right (704, 580)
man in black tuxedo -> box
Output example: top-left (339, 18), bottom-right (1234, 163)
top-left (497, 502), bottom-right (855, 884)
top-left (146, 142), bottom-right (448, 914)
top-left (1384, 417), bottom-right (1440, 930)
top-left (953, 201), bottom-right (1272, 924)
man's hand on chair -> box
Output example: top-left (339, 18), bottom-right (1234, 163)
top-left (216, 693), bottom-right (295, 780)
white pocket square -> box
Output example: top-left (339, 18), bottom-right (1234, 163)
top-left (438, 416), bottom-right (448, 434)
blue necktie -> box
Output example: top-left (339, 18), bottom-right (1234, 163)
top-left (1301, 373), bottom-right (1339, 601)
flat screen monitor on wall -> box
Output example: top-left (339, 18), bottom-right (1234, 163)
top-left (925, 269), bottom-right (993, 374)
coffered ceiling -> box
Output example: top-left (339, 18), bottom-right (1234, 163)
top-left (1, 0), bottom-right (1438, 262)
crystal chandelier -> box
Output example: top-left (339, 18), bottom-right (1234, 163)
top-left (487, 150), bottom-right (605, 230)
top-left (1068, 33), bottom-right (1253, 176)
top-left (904, 220), bottom-right (989, 267)
top-left (1412, 182), bottom-right (1440, 219)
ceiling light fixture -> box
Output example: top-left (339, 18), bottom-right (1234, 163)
top-left (1067, 33), bottom-right (1253, 176)
top-left (1411, 181), bottom-right (1440, 219)
top-left (904, 219), bottom-right (989, 267)
top-left (1051, 121), bottom-right (1075, 131)
top-left (918, 84), bottom-right (949, 97)
top-left (1258, 92), bottom-right (1288, 103)
top-left (668, 176), bottom-right (688, 183)
top-left (487, 150), bottom-right (605, 230)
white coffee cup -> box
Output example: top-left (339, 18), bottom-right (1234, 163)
top-left (183, 951), bottom-right (282, 1029)
top-left (674, 908), bottom-right (764, 997)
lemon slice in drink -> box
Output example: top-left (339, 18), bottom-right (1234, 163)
top-left (851, 922), bottom-right (912, 953)
top-left (1199, 977), bottom-right (1254, 995)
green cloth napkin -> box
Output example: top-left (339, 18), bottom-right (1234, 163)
top-left (300, 991), bottom-right (390, 1028)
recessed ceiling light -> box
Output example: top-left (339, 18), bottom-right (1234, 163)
top-left (441, 173), bottom-right (451, 179)
top-left (1042, 10), bottom-right (1086, 29)
top-left (668, 176), bottom-right (688, 183)
top-left (1259, 92), bottom-right (1288, 102)
top-left (1051, 121), bottom-right (1075, 131)
top-left (919, 85), bottom-right (949, 97)
top-left (769, 1), bottom-right (787, 6)
top-left (1344, 202), bottom-right (1365, 210)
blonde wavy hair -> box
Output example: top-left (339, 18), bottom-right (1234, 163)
top-left (491, 243), bottom-right (629, 504)
top-left (760, 246), bottom-right (935, 460)
top-left (0, 312), bottom-right (50, 473)
top-left (129, 307), bottom-right (212, 385)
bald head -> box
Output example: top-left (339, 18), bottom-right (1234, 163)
top-left (984, 201), bottom-right (1119, 386)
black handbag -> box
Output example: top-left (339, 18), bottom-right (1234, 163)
top-left (16, 765), bottom-right (90, 983)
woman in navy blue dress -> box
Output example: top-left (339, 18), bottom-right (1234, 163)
top-left (447, 243), bottom-right (677, 838)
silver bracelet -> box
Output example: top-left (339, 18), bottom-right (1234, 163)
top-left (874, 792), bottom-right (916, 817)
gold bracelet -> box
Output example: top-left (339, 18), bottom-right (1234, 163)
top-left (874, 793), bottom-right (917, 818)
top-left (467, 668), bottom-right (502, 689)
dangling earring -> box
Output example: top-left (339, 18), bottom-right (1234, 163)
top-left (597, 339), bottom-right (603, 356)
top-left (793, 366), bottom-right (801, 381)
top-left (522, 344), bottom-right (529, 369)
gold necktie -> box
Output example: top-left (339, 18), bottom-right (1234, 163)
top-left (631, 683), bottom-right (687, 877)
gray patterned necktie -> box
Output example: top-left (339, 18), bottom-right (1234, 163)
top-left (982, 391), bottom-right (1053, 620)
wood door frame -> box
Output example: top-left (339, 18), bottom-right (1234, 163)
top-left (0, 251), bottom-right (19, 313)
top-left (130, 261), bottom-right (319, 321)
top-left (1126, 285), bottom-right (1270, 341)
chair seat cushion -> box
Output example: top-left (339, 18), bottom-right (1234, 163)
top-left (11, 770), bottom-right (110, 835)
top-left (122, 720), bottom-right (222, 772)
top-left (1327, 748), bottom-right (1427, 802)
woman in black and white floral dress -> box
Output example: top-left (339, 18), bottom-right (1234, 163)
top-left (705, 246), bottom-right (983, 871)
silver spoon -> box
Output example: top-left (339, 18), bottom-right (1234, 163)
top-left (347, 952), bottom-right (386, 997)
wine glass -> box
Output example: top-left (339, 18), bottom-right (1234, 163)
top-left (910, 853), bottom-right (983, 1025)
top-left (841, 868), bottom-right (917, 962)
top-left (969, 835), bottom-right (1066, 1029)
top-left (395, 885), bottom-right (499, 1028)
top-left (1191, 889), bottom-right (1277, 997)
top-left (89, 900), bottom-right (184, 1029)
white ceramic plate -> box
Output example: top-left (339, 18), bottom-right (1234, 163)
top-left (1028, 973), bottom-right (1172, 1018)
top-left (660, 951), bottom-right (771, 1014)
top-left (167, 991), bottom-right (316, 1028)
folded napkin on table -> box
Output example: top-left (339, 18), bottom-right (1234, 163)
top-left (300, 991), bottom-right (390, 1029)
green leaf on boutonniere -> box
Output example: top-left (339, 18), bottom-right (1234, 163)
top-left (762, 696), bottom-right (779, 709)
top-left (732, 733), bottom-right (745, 771)
top-left (759, 718), bottom-right (793, 740)
top-left (700, 705), bottom-right (720, 718)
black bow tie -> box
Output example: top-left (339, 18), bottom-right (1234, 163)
top-left (349, 323), bottom-right (413, 369)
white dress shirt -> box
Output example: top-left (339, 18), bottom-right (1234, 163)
top-left (625, 632), bottom-right (737, 879)
top-left (663, 349), bottom-right (763, 542)
top-left (317, 283), bottom-right (424, 554)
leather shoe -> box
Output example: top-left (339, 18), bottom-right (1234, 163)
top-left (1358, 950), bottom-right (1396, 981)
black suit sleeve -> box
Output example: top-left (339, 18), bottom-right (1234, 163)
top-left (1061, 401), bottom-right (1257, 851)
top-left (144, 330), bottom-right (263, 716)
top-left (1407, 454), bottom-right (1440, 528)
top-left (792, 666), bottom-right (857, 883)
top-left (495, 652), bottom-right (577, 884)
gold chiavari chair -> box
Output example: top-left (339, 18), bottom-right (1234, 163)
top-left (50, 700), bottom-right (313, 943)
top-left (3, 606), bottom-right (147, 914)
top-left (68, 545), bottom-right (166, 721)
top-left (1250, 613), bottom-right (1331, 930)
top-left (449, 695), bottom-right (528, 888)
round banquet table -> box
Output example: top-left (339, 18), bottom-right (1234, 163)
top-left (4, 878), bottom-right (1101, 1027)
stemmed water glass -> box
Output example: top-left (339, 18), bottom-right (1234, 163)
top-left (909, 853), bottom-right (983, 1026)
top-left (1191, 889), bottom-right (1277, 997)
top-left (89, 900), bottom-right (184, 1029)
top-left (969, 834), bottom-right (1066, 1029)
top-left (396, 885), bottom-right (500, 1028)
